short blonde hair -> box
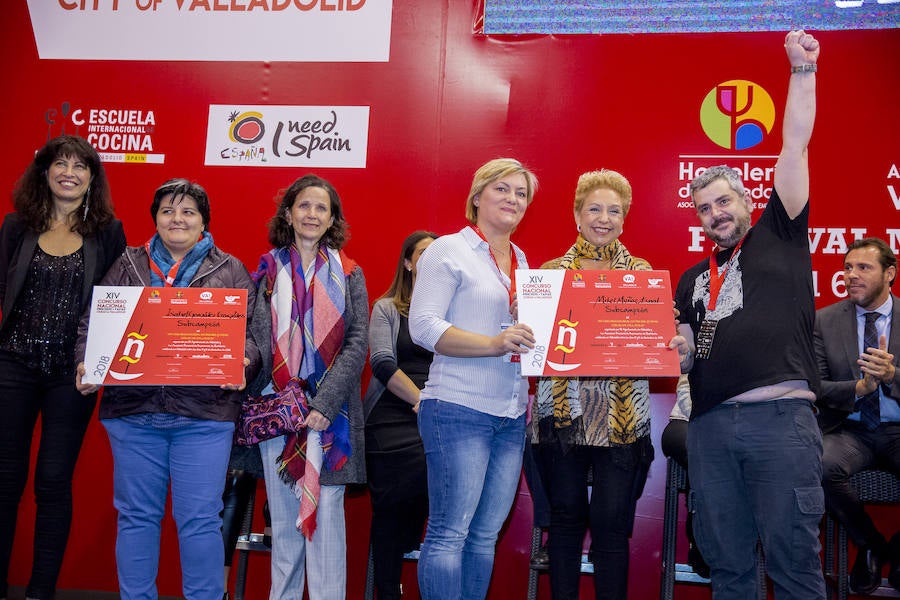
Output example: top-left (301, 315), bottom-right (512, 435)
top-left (465, 158), bottom-right (538, 225)
top-left (573, 169), bottom-right (633, 215)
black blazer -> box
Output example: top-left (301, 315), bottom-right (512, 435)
top-left (0, 212), bottom-right (126, 334)
top-left (813, 294), bottom-right (900, 432)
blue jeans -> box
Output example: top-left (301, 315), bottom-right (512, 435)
top-left (259, 434), bottom-right (347, 600)
top-left (687, 399), bottom-right (825, 600)
top-left (103, 414), bottom-right (234, 600)
top-left (416, 400), bottom-right (525, 600)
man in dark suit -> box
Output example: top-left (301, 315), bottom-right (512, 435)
top-left (815, 236), bottom-right (900, 595)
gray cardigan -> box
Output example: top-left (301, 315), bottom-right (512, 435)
top-left (247, 264), bottom-right (369, 485)
top-left (362, 297), bottom-right (402, 420)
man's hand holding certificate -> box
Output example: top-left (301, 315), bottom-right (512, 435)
top-left (517, 269), bottom-right (679, 377)
top-left (82, 286), bottom-right (248, 386)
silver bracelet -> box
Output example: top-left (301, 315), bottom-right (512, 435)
top-left (791, 63), bottom-right (817, 73)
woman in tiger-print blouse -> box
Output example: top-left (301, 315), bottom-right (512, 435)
top-left (533, 169), bottom-right (654, 600)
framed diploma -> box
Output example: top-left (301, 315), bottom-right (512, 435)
top-left (517, 269), bottom-right (680, 377)
top-left (82, 286), bottom-right (248, 386)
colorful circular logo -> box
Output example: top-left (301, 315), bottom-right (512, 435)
top-left (699, 80), bottom-right (775, 150)
top-left (228, 110), bottom-right (265, 144)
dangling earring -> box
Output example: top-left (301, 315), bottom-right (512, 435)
top-left (82, 185), bottom-right (91, 221)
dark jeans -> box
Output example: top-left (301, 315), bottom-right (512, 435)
top-left (369, 492), bottom-right (428, 600)
top-left (523, 442), bottom-right (550, 529)
top-left (822, 421), bottom-right (900, 550)
top-left (688, 399), bottom-right (824, 600)
top-left (366, 441), bottom-right (428, 600)
top-left (540, 440), bottom-right (652, 600)
top-left (0, 351), bottom-right (96, 599)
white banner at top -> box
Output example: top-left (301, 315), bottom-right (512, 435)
top-left (26, 0), bottom-right (392, 62)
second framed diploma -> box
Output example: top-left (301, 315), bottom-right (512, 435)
top-left (517, 269), bottom-right (680, 377)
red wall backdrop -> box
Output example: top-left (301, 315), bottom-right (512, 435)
top-left (2, 0), bottom-right (899, 598)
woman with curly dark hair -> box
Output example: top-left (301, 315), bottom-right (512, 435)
top-left (0, 135), bottom-right (125, 600)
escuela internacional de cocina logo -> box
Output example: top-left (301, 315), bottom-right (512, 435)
top-left (699, 80), bottom-right (776, 150)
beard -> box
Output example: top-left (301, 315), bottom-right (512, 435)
top-left (705, 213), bottom-right (751, 248)
top-left (849, 280), bottom-right (888, 310)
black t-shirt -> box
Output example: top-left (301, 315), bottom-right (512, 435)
top-left (674, 188), bottom-right (818, 418)
top-left (366, 315), bottom-right (433, 438)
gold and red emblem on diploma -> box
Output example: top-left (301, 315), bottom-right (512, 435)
top-left (82, 286), bottom-right (248, 386)
top-left (516, 269), bottom-right (680, 377)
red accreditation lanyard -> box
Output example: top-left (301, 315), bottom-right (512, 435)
top-left (144, 241), bottom-right (183, 287)
top-left (473, 226), bottom-right (518, 307)
top-left (706, 234), bottom-right (746, 311)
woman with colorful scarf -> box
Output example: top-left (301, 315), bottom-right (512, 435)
top-left (74, 178), bottom-right (260, 600)
top-left (246, 174), bottom-right (368, 600)
top-left (409, 158), bottom-right (538, 600)
top-left (533, 169), bottom-right (655, 600)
